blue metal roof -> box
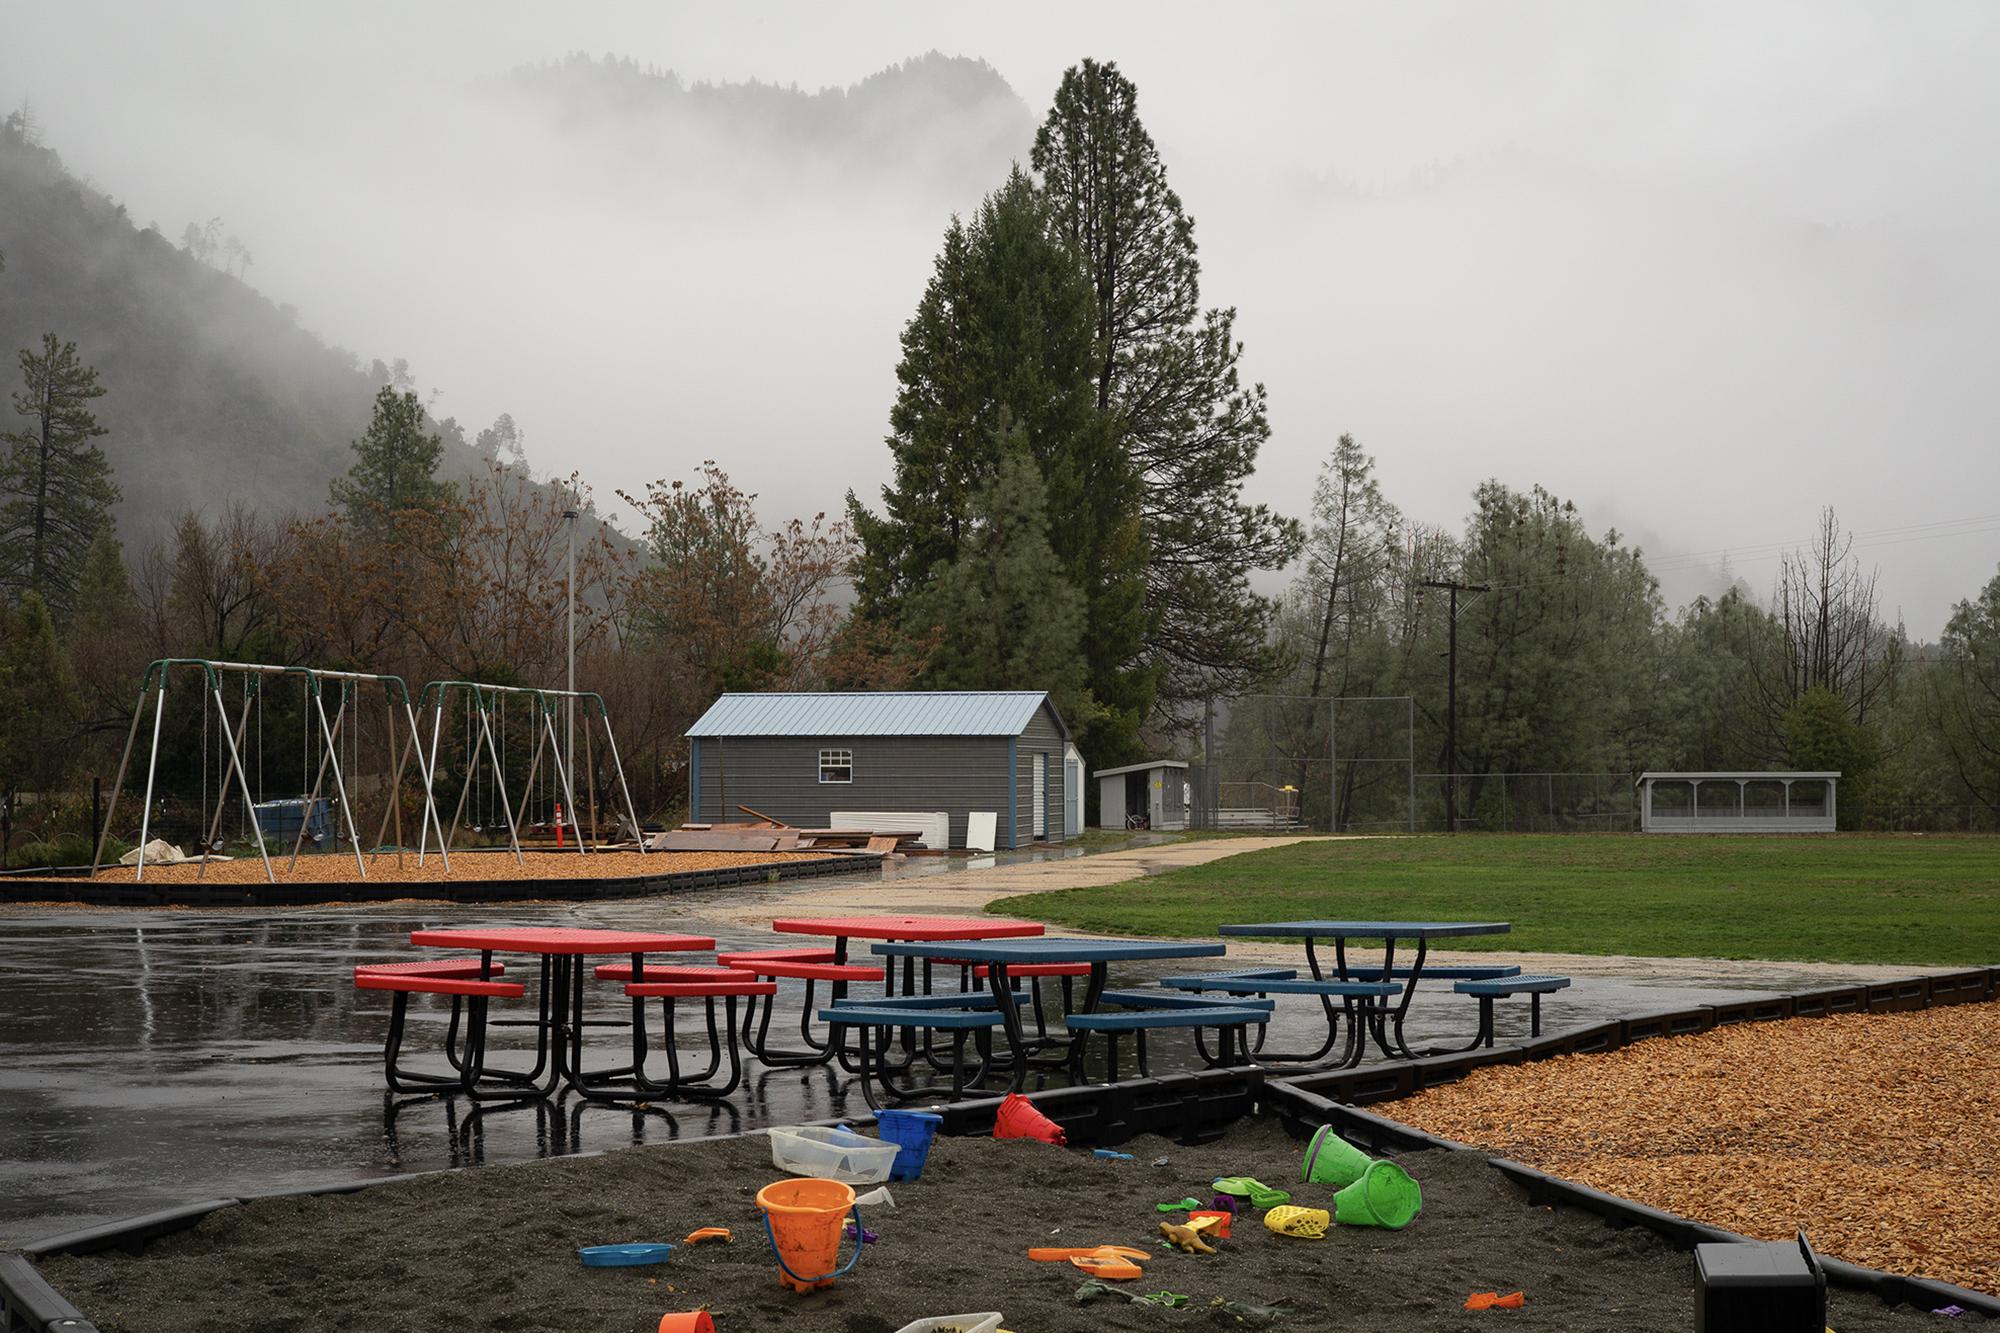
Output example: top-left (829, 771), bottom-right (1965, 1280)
top-left (686, 691), bottom-right (1068, 739)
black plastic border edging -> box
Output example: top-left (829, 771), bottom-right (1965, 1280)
top-left (0, 852), bottom-right (878, 907)
top-left (0, 1253), bottom-right (98, 1333)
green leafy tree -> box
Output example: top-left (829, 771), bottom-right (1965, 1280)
top-left (1782, 684), bottom-right (1881, 827)
top-left (903, 444), bottom-right (1088, 713)
top-left (850, 167), bottom-right (1151, 761)
top-left (1452, 484), bottom-right (1662, 792)
top-left (329, 385), bottom-right (457, 530)
top-left (0, 334), bottom-right (120, 616)
top-left (1032, 59), bottom-right (1302, 721)
top-left (1924, 564), bottom-right (2000, 810)
top-left (0, 591), bottom-right (81, 802)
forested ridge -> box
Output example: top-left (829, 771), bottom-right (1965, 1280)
top-left (0, 115), bottom-right (491, 548)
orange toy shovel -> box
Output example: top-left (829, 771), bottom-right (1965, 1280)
top-left (1029, 1246), bottom-right (1149, 1281)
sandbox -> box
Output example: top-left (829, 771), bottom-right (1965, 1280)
top-left (21, 1115), bottom-right (1977, 1333)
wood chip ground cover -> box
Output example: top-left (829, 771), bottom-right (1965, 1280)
top-left (1393, 1002), bottom-right (2000, 1296)
top-left (46, 849), bottom-right (835, 885)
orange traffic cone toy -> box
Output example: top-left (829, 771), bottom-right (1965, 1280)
top-left (994, 1093), bottom-right (1067, 1145)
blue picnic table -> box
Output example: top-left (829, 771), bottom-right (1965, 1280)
top-left (1215, 920), bottom-right (1511, 1062)
top-left (853, 936), bottom-right (1236, 1101)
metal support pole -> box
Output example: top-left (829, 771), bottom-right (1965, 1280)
top-left (208, 684), bottom-right (276, 883)
top-left (196, 686), bottom-right (260, 880)
top-left (565, 508), bottom-right (577, 837)
top-left (91, 698), bottom-right (148, 879)
top-left (592, 700), bottom-right (647, 855)
top-left (134, 673), bottom-right (169, 881)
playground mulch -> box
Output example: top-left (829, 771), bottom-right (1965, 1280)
top-left (1393, 1002), bottom-right (2000, 1297)
top-left (53, 848), bottom-right (837, 885)
top-left (34, 1114), bottom-right (1968, 1333)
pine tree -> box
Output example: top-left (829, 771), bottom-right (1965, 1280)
top-left (329, 385), bottom-right (458, 530)
top-left (1032, 59), bottom-right (1302, 721)
top-left (903, 443), bottom-right (1088, 713)
top-left (850, 167), bottom-right (1152, 760)
top-left (0, 334), bottom-right (120, 616)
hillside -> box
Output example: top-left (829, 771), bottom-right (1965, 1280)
top-left (500, 50), bottom-right (1034, 197)
top-left (0, 117), bottom-right (484, 548)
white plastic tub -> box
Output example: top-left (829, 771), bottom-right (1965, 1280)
top-left (893, 1316), bottom-right (1003, 1333)
top-left (767, 1125), bottom-right (900, 1184)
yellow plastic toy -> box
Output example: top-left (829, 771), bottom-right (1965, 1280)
top-left (1159, 1222), bottom-right (1217, 1255)
top-left (1263, 1205), bottom-right (1331, 1239)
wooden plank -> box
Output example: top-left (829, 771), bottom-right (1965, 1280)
top-left (651, 832), bottom-right (781, 852)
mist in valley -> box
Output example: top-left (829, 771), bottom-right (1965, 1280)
top-left (3, 2), bottom-right (1997, 637)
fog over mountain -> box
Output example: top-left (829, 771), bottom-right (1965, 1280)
top-left (3, 4), bottom-right (1996, 636)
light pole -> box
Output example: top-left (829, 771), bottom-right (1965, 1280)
top-left (1419, 579), bottom-right (1488, 832)
top-left (564, 507), bottom-right (578, 839)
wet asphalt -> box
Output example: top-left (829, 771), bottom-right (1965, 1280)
top-left (0, 865), bottom-right (1915, 1249)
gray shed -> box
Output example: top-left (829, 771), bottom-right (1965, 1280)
top-left (684, 692), bottom-right (1071, 850)
top-left (1095, 760), bottom-right (1189, 832)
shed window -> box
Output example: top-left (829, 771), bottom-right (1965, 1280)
top-left (818, 749), bottom-right (853, 784)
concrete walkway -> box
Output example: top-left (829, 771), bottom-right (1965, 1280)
top-left (677, 835), bottom-right (1315, 930)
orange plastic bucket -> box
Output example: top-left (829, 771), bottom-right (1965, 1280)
top-left (658, 1315), bottom-right (716, 1333)
top-left (756, 1177), bottom-right (860, 1292)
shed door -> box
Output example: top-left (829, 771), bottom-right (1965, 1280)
top-left (1032, 753), bottom-right (1047, 839)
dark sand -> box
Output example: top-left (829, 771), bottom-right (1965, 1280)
top-left (36, 1117), bottom-right (1978, 1333)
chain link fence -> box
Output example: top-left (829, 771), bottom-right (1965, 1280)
top-left (1190, 693), bottom-right (1636, 833)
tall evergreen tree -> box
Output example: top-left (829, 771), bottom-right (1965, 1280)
top-left (904, 443), bottom-right (1088, 712)
top-left (329, 385), bottom-right (458, 530)
top-left (0, 334), bottom-right (120, 616)
top-left (850, 167), bottom-right (1152, 760)
top-left (1032, 59), bottom-right (1302, 720)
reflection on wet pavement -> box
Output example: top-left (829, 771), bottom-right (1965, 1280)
top-left (0, 882), bottom-right (1889, 1249)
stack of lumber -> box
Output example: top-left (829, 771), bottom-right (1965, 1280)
top-left (649, 808), bottom-right (923, 854)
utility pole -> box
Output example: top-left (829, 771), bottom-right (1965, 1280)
top-left (1420, 580), bottom-right (1489, 832)
top-left (564, 508), bottom-right (578, 839)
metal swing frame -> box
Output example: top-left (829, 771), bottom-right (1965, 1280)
top-left (89, 660), bottom-right (448, 883)
top-left (413, 681), bottom-right (647, 865)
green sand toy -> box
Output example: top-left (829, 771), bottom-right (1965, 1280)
top-left (1212, 1177), bottom-right (1291, 1210)
top-left (1332, 1160), bottom-right (1423, 1229)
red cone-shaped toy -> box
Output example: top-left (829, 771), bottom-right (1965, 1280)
top-left (994, 1093), bottom-right (1067, 1145)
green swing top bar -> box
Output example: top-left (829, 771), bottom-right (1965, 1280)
top-left (417, 679), bottom-right (615, 717)
top-left (138, 658), bottom-right (416, 705)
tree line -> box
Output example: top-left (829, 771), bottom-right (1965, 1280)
top-left (1259, 435), bottom-right (2000, 831)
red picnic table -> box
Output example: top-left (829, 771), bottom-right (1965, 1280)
top-left (406, 926), bottom-right (715, 1100)
top-left (723, 915), bottom-right (1046, 1068)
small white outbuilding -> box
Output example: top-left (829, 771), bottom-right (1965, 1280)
top-left (1095, 760), bottom-right (1189, 831)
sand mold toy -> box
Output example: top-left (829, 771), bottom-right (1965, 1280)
top-left (1263, 1206), bottom-right (1330, 1239)
top-left (578, 1243), bottom-right (675, 1266)
top-left (1212, 1176), bottom-right (1290, 1209)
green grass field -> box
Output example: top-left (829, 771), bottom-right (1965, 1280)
top-left (994, 834), bottom-right (2000, 965)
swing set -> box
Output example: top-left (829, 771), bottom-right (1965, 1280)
top-left (88, 659), bottom-right (650, 884)
top-left (91, 659), bottom-right (446, 884)
top-left (415, 681), bottom-right (647, 867)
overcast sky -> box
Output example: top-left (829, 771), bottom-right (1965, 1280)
top-left (5, 2), bottom-right (1997, 638)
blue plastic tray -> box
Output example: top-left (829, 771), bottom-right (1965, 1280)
top-left (578, 1243), bottom-right (675, 1267)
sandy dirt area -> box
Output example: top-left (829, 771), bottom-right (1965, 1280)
top-left (34, 1115), bottom-right (1971, 1333)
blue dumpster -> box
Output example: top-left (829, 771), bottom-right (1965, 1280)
top-left (253, 798), bottom-right (335, 844)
